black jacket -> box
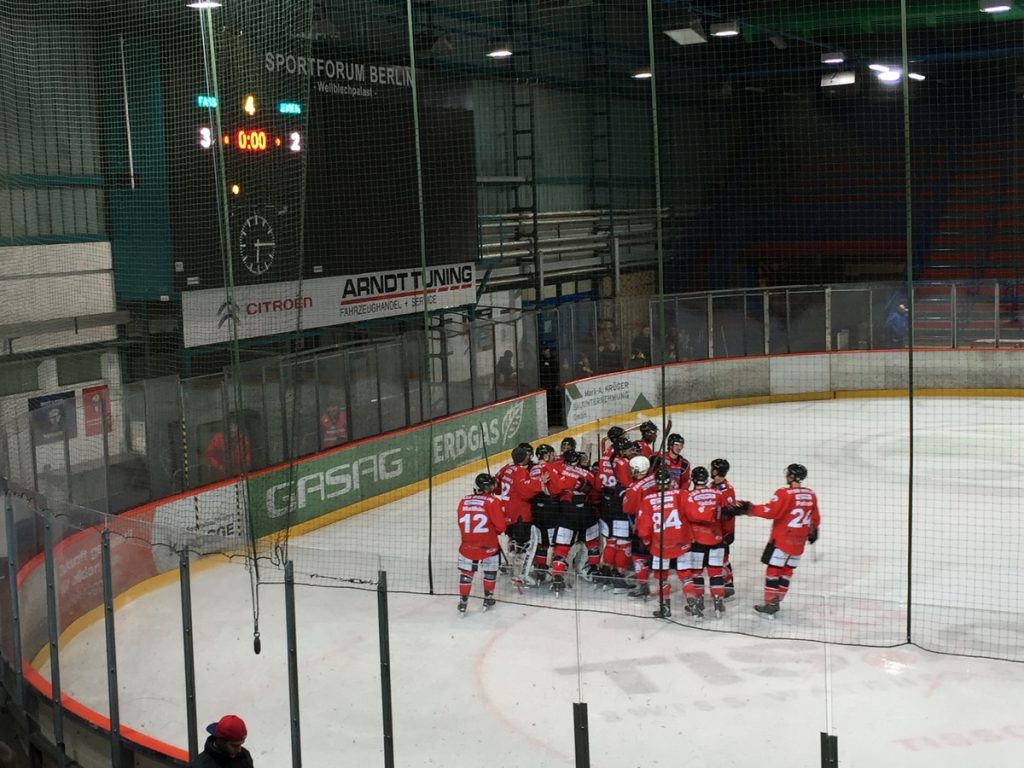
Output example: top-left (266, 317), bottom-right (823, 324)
top-left (192, 736), bottom-right (255, 768)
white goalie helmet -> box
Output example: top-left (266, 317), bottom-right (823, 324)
top-left (628, 455), bottom-right (651, 478)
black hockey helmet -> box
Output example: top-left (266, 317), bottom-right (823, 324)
top-left (786, 463), bottom-right (808, 482)
top-left (536, 443), bottom-right (556, 461)
top-left (639, 420), bottom-right (658, 437)
top-left (655, 468), bottom-right (673, 489)
top-left (517, 442), bottom-right (535, 455)
top-left (475, 473), bottom-right (496, 493)
top-left (511, 446), bottom-right (531, 465)
top-left (607, 426), bottom-right (625, 442)
top-left (562, 450), bottom-right (581, 466)
top-left (612, 436), bottom-right (633, 455)
top-left (560, 436), bottom-right (577, 452)
top-left (691, 466), bottom-right (709, 486)
top-left (667, 433), bottom-right (685, 449)
top-left (710, 458), bottom-right (730, 477)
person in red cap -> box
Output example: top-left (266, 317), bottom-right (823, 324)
top-left (193, 714), bottom-right (253, 767)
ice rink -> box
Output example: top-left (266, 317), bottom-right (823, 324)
top-left (43, 397), bottom-right (1024, 767)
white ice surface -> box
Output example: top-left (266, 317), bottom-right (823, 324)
top-left (46, 398), bottom-right (1024, 767)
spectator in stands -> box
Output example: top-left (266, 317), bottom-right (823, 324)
top-left (204, 417), bottom-right (253, 479)
top-left (630, 324), bottom-right (652, 368)
top-left (597, 337), bottom-right (622, 373)
top-left (194, 714), bottom-right (253, 768)
top-left (575, 353), bottom-right (595, 378)
top-left (495, 349), bottom-right (515, 388)
top-left (319, 403), bottom-right (348, 449)
top-left (885, 302), bottom-right (909, 348)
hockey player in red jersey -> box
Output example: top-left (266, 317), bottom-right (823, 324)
top-left (551, 436), bottom-right (577, 466)
top-left (600, 426), bottom-right (626, 459)
top-left (747, 463), bottom-right (821, 618)
top-left (595, 437), bottom-right (639, 591)
top-left (456, 473), bottom-right (507, 614)
top-left (527, 444), bottom-right (571, 585)
top-left (634, 469), bottom-right (692, 619)
top-left (709, 458), bottom-right (738, 600)
top-left (622, 455), bottom-right (658, 599)
top-left (494, 446), bottom-right (545, 588)
top-left (681, 466), bottom-right (728, 619)
top-left (637, 421), bottom-right (658, 457)
top-left (549, 450), bottom-right (598, 593)
top-left (660, 433), bottom-right (691, 490)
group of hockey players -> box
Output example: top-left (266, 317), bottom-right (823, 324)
top-left (455, 420), bottom-right (820, 621)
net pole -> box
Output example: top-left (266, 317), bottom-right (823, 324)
top-left (645, 0), bottom-right (668, 427)
top-left (100, 529), bottom-right (122, 768)
top-left (284, 561), bottom-right (302, 768)
top-left (41, 508), bottom-right (66, 764)
top-left (3, 486), bottom-right (25, 709)
top-left (899, 0), bottom-right (915, 646)
top-left (179, 548), bottom-right (199, 764)
top-left (404, 0), bottom-right (437, 594)
top-left (378, 570), bottom-right (396, 768)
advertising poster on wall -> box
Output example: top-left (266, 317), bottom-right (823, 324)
top-left (82, 384), bottom-right (112, 436)
top-left (28, 391), bottom-right (77, 444)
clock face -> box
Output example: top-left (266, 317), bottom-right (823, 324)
top-left (239, 214), bottom-right (276, 275)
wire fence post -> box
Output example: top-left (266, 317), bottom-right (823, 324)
top-left (378, 570), bottom-right (395, 768)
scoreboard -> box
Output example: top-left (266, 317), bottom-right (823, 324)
top-left (166, 23), bottom-right (478, 300)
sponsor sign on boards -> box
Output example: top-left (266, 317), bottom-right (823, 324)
top-left (182, 263), bottom-right (475, 347)
top-left (150, 394), bottom-right (538, 542)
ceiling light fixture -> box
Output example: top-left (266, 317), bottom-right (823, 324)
top-left (710, 21), bottom-right (741, 38)
top-left (908, 72), bottom-right (926, 81)
top-left (664, 21), bottom-right (708, 45)
top-left (632, 68), bottom-right (652, 80)
top-left (186, 0), bottom-right (222, 7)
top-left (878, 69), bottom-right (902, 83)
top-left (869, 63), bottom-right (890, 72)
top-left (821, 52), bottom-right (845, 64)
top-left (821, 71), bottom-right (856, 87)
top-left (486, 41), bottom-right (513, 58)
top-left (979, 0), bottom-right (1013, 13)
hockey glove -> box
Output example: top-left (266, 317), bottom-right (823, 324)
top-left (726, 500), bottom-right (751, 516)
top-left (807, 528), bottom-right (819, 545)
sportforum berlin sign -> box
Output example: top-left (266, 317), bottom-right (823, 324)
top-left (181, 262), bottom-right (475, 347)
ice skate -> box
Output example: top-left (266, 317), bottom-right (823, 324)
top-left (580, 564), bottom-right (601, 583)
top-left (458, 597), bottom-right (468, 616)
top-left (550, 576), bottom-right (566, 595)
top-left (627, 583), bottom-right (650, 600)
top-left (724, 584), bottom-right (736, 602)
top-left (529, 567), bottom-right (551, 586)
top-left (592, 565), bottom-right (612, 589)
top-left (754, 598), bottom-right (780, 619)
top-left (652, 601), bottom-right (671, 619)
top-left (482, 594), bottom-right (496, 611)
top-left (713, 596), bottom-right (725, 618)
top-left (610, 575), bottom-right (629, 594)
top-left (684, 597), bottom-right (704, 620)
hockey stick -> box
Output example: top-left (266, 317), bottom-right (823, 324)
top-left (653, 418), bottom-right (672, 614)
top-left (481, 421), bottom-right (521, 593)
top-left (598, 420), bottom-right (647, 455)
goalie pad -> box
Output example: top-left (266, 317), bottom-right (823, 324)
top-left (514, 525), bottom-right (543, 586)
